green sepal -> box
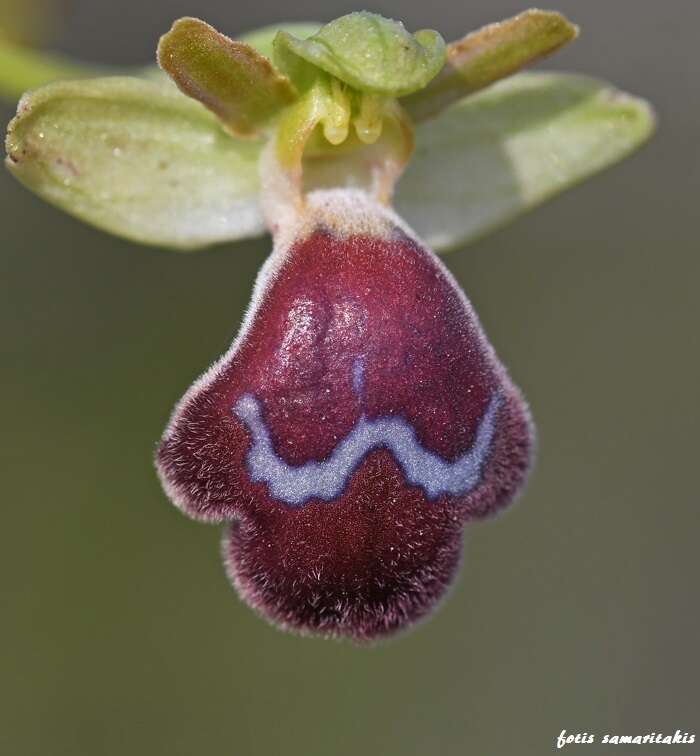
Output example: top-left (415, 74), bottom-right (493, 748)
top-left (396, 73), bottom-right (656, 251)
top-left (274, 12), bottom-right (446, 97)
top-left (5, 76), bottom-right (264, 249)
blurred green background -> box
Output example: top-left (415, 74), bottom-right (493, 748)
top-left (2, 2), bottom-right (698, 755)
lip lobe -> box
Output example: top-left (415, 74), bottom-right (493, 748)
top-left (156, 190), bottom-right (534, 641)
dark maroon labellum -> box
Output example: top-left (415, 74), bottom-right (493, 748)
top-left (156, 190), bottom-right (533, 641)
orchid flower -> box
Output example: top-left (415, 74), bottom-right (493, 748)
top-left (3, 10), bottom-right (654, 641)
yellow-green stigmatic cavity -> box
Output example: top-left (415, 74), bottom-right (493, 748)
top-left (273, 12), bottom-right (447, 97)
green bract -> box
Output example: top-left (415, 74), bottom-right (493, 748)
top-left (274, 12), bottom-right (447, 97)
top-left (2, 10), bottom-right (656, 254)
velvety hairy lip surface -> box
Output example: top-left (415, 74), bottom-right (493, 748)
top-left (156, 190), bottom-right (534, 641)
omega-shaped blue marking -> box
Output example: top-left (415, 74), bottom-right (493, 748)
top-left (232, 390), bottom-right (501, 507)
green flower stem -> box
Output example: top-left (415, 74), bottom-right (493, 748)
top-left (0, 39), bottom-right (104, 100)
